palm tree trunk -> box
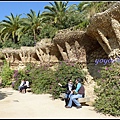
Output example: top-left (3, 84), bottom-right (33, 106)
top-left (33, 29), bottom-right (36, 46)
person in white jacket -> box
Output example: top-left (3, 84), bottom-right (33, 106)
top-left (18, 80), bottom-right (30, 93)
top-left (23, 80), bottom-right (30, 93)
top-left (18, 80), bottom-right (26, 93)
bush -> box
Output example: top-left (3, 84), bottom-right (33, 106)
top-left (19, 33), bottom-right (35, 47)
top-left (24, 63), bottom-right (56, 94)
top-left (12, 62), bottom-right (87, 99)
top-left (2, 39), bottom-right (20, 49)
top-left (13, 70), bottom-right (27, 90)
top-left (39, 24), bottom-right (58, 39)
top-left (75, 19), bottom-right (89, 30)
top-left (93, 62), bottom-right (120, 116)
top-left (0, 61), bottom-right (13, 87)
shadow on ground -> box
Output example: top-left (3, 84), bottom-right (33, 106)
top-left (81, 102), bottom-right (89, 106)
top-left (0, 91), bottom-right (7, 100)
top-left (0, 88), bottom-right (13, 100)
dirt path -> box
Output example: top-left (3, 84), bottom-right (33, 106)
top-left (0, 88), bottom-right (119, 119)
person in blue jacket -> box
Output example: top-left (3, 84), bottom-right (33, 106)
top-left (65, 78), bottom-right (85, 109)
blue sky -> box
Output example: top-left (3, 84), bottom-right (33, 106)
top-left (0, 1), bottom-right (81, 21)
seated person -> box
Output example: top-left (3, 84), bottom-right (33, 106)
top-left (18, 80), bottom-right (26, 93)
top-left (18, 80), bottom-right (30, 93)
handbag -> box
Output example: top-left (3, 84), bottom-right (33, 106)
top-left (65, 90), bottom-right (71, 94)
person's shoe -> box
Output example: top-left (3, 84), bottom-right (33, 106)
top-left (76, 105), bottom-right (82, 109)
top-left (65, 106), bottom-right (72, 108)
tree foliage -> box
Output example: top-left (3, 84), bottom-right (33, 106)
top-left (0, 1), bottom-right (115, 48)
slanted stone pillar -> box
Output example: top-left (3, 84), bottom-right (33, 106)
top-left (65, 42), bottom-right (77, 62)
top-left (97, 29), bottom-right (112, 54)
top-left (111, 18), bottom-right (120, 46)
top-left (45, 48), bottom-right (50, 63)
top-left (75, 41), bottom-right (87, 63)
top-left (19, 51), bottom-right (27, 63)
top-left (36, 48), bottom-right (44, 63)
top-left (38, 48), bottom-right (46, 62)
top-left (57, 44), bottom-right (69, 61)
top-left (4, 53), bottom-right (11, 63)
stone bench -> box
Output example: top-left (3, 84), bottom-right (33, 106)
top-left (21, 87), bottom-right (32, 93)
top-left (26, 88), bottom-right (32, 92)
top-left (59, 93), bottom-right (90, 103)
top-left (78, 97), bottom-right (90, 103)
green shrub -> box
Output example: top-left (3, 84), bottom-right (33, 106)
top-left (2, 39), bottom-right (20, 49)
top-left (75, 19), bottom-right (89, 30)
top-left (12, 62), bottom-right (87, 99)
top-left (21, 63), bottom-right (55, 94)
top-left (1, 61), bottom-right (13, 87)
top-left (31, 68), bottom-right (55, 94)
top-left (39, 24), bottom-right (58, 39)
top-left (94, 62), bottom-right (120, 116)
top-left (19, 33), bottom-right (35, 47)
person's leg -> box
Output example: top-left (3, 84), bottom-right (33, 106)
top-left (67, 94), bottom-right (82, 108)
top-left (64, 93), bottom-right (69, 106)
top-left (18, 86), bottom-right (20, 91)
top-left (19, 86), bottom-right (22, 92)
top-left (72, 94), bottom-right (82, 107)
top-left (66, 94), bottom-right (74, 108)
top-left (68, 93), bottom-right (73, 98)
top-left (21, 86), bottom-right (25, 93)
top-left (65, 99), bottom-right (69, 106)
top-left (24, 86), bottom-right (27, 93)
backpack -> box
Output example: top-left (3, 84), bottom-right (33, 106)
top-left (78, 84), bottom-right (85, 98)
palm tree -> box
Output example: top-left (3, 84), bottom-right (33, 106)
top-left (41, 1), bottom-right (69, 29)
top-left (0, 13), bottom-right (23, 43)
top-left (62, 4), bottom-right (83, 28)
top-left (23, 9), bottom-right (43, 46)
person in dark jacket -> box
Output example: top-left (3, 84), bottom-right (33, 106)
top-left (65, 78), bottom-right (85, 109)
top-left (58, 79), bottom-right (76, 107)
